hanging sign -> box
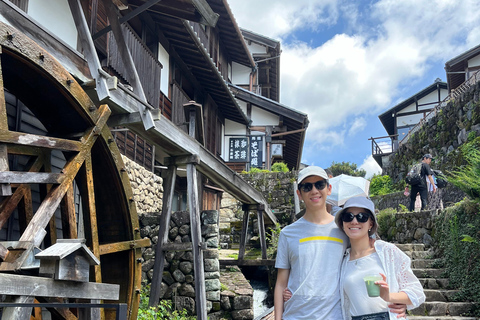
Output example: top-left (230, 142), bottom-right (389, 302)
top-left (249, 136), bottom-right (263, 168)
top-left (229, 137), bottom-right (248, 162)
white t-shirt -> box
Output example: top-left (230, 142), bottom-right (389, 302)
top-left (275, 218), bottom-right (349, 319)
top-left (343, 252), bottom-right (389, 316)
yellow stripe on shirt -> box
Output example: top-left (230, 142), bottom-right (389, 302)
top-left (299, 236), bottom-right (344, 244)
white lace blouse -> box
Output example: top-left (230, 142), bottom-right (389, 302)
top-left (339, 240), bottom-right (426, 320)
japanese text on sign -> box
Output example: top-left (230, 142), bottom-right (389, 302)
top-left (229, 138), bottom-right (248, 162)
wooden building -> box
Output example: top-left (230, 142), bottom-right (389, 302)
top-left (372, 80), bottom-right (447, 167)
top-left (445, 43), bottom-right (480, 93)
top-left (0, 0), bottom-right (307, 319)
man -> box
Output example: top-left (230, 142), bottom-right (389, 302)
top-left (275, 166), bottom-right (407, 320)
top-left (409, 154), bottom-right (437, 212)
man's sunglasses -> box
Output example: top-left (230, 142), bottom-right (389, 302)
top-left (298, 180), bottom-right (328, 192)
top-left (341, 212), bottom-right (371, 223)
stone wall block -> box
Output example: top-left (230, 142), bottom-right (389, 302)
top-left (232, 309), bottom-right (254, 320)
top-left (173, 269), bottom-right (186, 283)
top-left (206, 290), bottom-right (221, 301)
top-left (171, 211), bottom-right (190, 226)
top-left (178, 283), bottom-right (195, 297)
top-left (205, 279), bottom-right (221, 291)
top-left (204, 258), bottom-right (220, 272)
top-left (233, 295), bottom-right (253, 310)
top-left (205, 271), bottom-right (220, 279)
top-left (179, 261), bottom-right (193, 274)
top-left (202, 210), bottom-right (219, 224)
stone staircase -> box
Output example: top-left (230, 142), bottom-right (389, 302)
top-left (395, 243), bottom-right (478, 320)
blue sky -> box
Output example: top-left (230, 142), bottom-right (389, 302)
top-left (227, 0), bottom-right (480, 177)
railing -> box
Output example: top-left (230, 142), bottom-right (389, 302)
top-left (108, 24), bottom-right (162, 108)
top-left (369, 135), bottom-right (398, 156)
top-left (399, 69), bottom-right (480, 146)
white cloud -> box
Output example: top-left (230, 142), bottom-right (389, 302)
top-left (359, 155), bottom-right (382, 179)
top-left (348, 117), bottom-right (367, 136)
top-left (227, 0), bottom-right (339, 38)
top-left (227, 0), bottom-right (480, 165)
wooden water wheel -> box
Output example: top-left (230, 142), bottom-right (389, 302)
top-left (0, 23), bottom-right (145, 319)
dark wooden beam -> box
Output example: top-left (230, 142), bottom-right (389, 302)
top-left (149, 165), bottom-right (176, 307)
top-left (0, 172), bottom-right (63, 184)
top-left (99, 238), bottom-right (151, 255)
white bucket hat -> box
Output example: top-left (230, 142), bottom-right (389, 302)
top-left (334, 196), bottom-right (378, 236)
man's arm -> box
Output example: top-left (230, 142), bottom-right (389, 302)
top-left (427, 175), bottom-right (437, 193)
top-left (274, 268), bottom-right (290, 320)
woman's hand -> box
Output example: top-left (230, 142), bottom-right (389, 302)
top-left (283, 288), bottom-right (292, 302)
top-left (376, 273), bottom-right (391, 302)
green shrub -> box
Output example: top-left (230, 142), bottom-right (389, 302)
top-left (434, 200), bottom-right (480, 316)
top-left (376, 208), bottom-right (397, 241)
top-left (266, 222), bottom-right (281, 259)
top-left (447, 139), bottom-right (480, 199)
top-left (138, 283), bottom-right (196, 319)
top-left (369, 174), bottom-right (394, 196)
top-left (271, 162), bottom-right (289, 172)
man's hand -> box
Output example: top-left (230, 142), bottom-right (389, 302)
top-left (283, 288), bottom-right (292, 302)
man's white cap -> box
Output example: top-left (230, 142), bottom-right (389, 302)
top-left (297, 166), bottom-right (329, 184)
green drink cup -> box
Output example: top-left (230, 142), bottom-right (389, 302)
top-left (363, 275), bottom-right (382, 297)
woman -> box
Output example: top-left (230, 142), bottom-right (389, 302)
top-left (335, 196), bottom-right (425, 320)
top-left (284, 196), bottom-right (425, 320)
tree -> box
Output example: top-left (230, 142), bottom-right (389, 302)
top-left (328, 161), bottom-right (366, 178)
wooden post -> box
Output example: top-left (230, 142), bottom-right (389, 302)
top-left (257, 204), bottom-right (267, 259)
top-left (0, 47), bottom-right (11, 196)
top-left (149, 165), bottom-right (177, 307)
top-left (182, 101), bottom-right (207, 319)
top-left (238, 204), bottom-right (249, 260)
top-left (187, 162), bottom-right (207, 320)
top-left (293, 182), bottom-right (300, 214)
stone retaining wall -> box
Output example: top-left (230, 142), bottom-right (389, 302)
top-left (219, 171), bottom-right (297, 249)
top-left (122, 155), bottom-right (163, 214)
top-left (139, 210), bottom-right (254, 319)
top-left (371, 184), bottom-right (466, 212)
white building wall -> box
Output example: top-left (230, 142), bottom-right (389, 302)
top-left (158, 44), bottom-right (169, 95)
top-left (397, 113), bottom-right (424, 127)
top-left (401, 102), bottom-right (417, 113)
top-left (251, 106), bottom-right (279, 126)
top-left (28, 0), bottom-right (78, 50)
top-left (232, 62), bottom-right (251, 85)
top-left (247, 42), bottom-right (267, 55)
top-left (468, 55), bottom-right (480, 68)
top-left (418, 91), bottom-right (440, 110)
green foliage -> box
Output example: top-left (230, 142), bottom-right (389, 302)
top-left (266, 222), bottom-right (282, 259)
top-left (271, 162), bottom-right (290, 172)
top-left (376, 208), bottom-right (397, 241)
top-left (369, 174), bottom-right (394, 196)
top-left (328, 161), bottom-right (366, 177)
top-left (447, 139), bottom-right (480, 199)
top-left (398, 204), bottom-right (408, 212)
top-left (434, 200), bottom-right (480, 315)
top-left (137, 283), bottom-right (196, 319)
top-left (247, 167), bottom-right (270, 173)
top-left (467, 130), bottom-right (477, 142)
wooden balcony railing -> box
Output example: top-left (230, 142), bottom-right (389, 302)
top-left (108, 23), bottom-right (162, 108)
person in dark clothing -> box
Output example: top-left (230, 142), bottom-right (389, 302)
top-left (409, 154), bottom-right (437, 211)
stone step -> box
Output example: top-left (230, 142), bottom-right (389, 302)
top-left (395, 243), bottom-right (425, 252)
top-left (409, 317), bottom-right (478, 320)
top-left (410, 302), bottom-right (476, 317)
top-left (424, 289), bottom-right (461, 302)
top-left (412, 258), bottom-right (440, 268)
top-left (403, 250), bottom-right (434, 260)
top-left (413, 268), bottom-right (445, 278)
top-left (419, 278), bottom-right (450, 289)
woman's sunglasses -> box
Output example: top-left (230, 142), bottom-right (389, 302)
top-left (341, 212), bottom-right (371, 223)
top-left (298, 180), bottom-right (328, 192)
